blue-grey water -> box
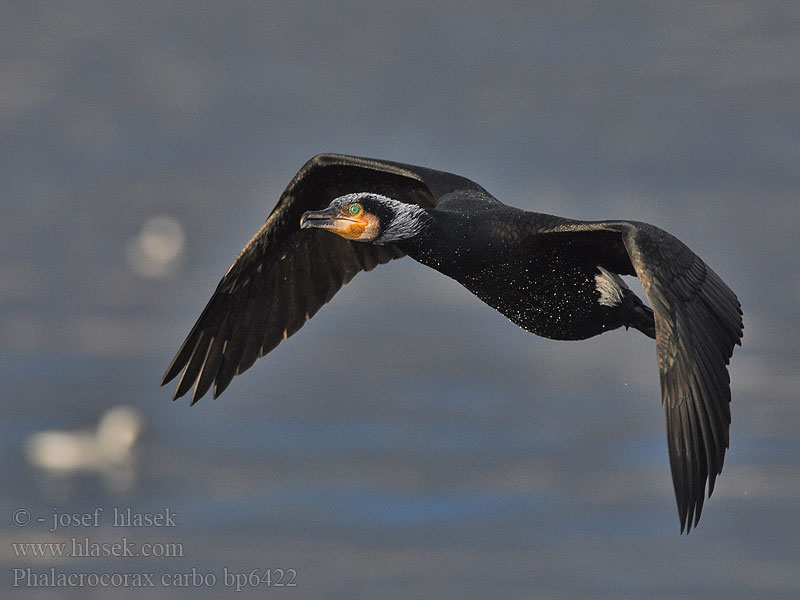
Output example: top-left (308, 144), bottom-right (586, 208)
top-left (2, 3), bottom-right (799, 598)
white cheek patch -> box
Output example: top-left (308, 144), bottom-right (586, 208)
top-left (594, 265), bottom-right (629, 307)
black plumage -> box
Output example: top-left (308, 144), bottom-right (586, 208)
top-left (162, 153), bottom-right (743, 533)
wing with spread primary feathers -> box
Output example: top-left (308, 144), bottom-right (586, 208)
top-left (544, 219), bottom-right (743, 532)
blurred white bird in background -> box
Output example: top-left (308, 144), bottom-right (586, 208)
top-left (25, 405), bottom-right (144, 492)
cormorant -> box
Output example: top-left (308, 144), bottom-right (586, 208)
top-left (162, 154), bottom-right (743, 533)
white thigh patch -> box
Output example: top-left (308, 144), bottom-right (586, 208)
top-left (594, 265), bottom-right (629, 307)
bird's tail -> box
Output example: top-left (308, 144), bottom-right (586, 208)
top-left (595, 266), bottom-right (657, 339)
top-left (625, 295), bottom-right (656, 339)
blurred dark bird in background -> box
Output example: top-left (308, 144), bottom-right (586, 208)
top-left (162, 154), bottom-right (743, 533)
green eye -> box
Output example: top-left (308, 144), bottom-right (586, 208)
top-left (348, 203), bottom-right (362, 215)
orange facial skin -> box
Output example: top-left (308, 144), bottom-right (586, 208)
top-left (329, 214), bottom-right (369, 239)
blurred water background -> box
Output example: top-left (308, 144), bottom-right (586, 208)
top-left (2, 2), bottom-right (799, 598)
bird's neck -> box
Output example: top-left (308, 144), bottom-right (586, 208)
top-left (394, 209), bottom-right (482, 275)
top-left (373, 203), bottom-right (432, 245)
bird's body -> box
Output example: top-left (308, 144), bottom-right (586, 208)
top-left (392, 194), bottom-right (654, 340)
top-left (163, 154), bottom-right (742, 533)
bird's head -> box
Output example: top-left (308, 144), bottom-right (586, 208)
top-left (300, 193), bottom-right (429, 244)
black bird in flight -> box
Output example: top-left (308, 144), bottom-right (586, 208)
top-left (163, 154), bottom-right (743, 533)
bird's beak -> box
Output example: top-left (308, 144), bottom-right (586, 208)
top-left (300, 207), bottom-right (368, 240)
top-left (300, 206), bottom-right (340, 230)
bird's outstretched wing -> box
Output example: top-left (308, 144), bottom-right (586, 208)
top-left (162, 154), bottom-right (488, 403)
top-left (544, 219), bottom-right (743, 532)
